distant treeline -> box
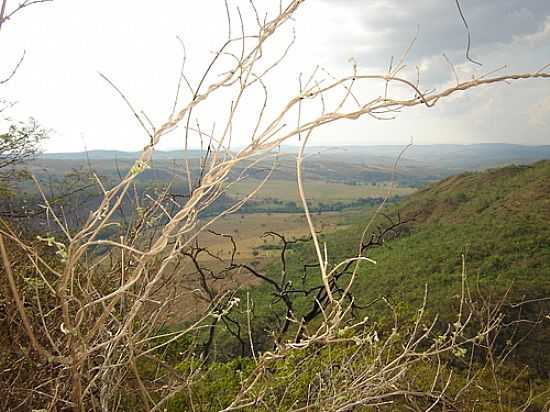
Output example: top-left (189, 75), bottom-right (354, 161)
top-left (203, 195), bottom-right (402, 217)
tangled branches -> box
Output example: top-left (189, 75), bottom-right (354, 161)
top-left (0, 1), bottom-right (549, 411)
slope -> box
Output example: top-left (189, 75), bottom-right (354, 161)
top-left (321, 160), bottom-right (550, 375)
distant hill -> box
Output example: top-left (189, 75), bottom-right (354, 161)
top-left (36, 144), bottom-right (550, 190)
top-left (299, 143), bottom-right (550, 170)
top-left (43, 143), bottom-right (550, 169)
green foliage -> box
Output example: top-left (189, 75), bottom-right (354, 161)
top-left (0, 118), bottom-right (48, 195)
top-left (36, 234), bottom-right (68, 262)
top-left (129, 160), bottom-right (150, 176)
top-left (165, 327), bottom-right (550, 411)
top-left (167, 357), bottom-right (255, 411)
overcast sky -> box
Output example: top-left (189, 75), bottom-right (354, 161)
top-left (1, 0), bottom-right (549, 152)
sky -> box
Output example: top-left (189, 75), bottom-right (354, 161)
top-left (1, 0), bottom-right (549, 152)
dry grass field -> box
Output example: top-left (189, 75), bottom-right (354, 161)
top-left (197, 211), bottom-right (351, 261)
top-left (228, 178), bottom-right (415, 205)
top-left (159, 211), bottom-right (355, 320)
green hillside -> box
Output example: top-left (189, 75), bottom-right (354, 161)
top-left (356, 161), bottom-right (550, 301)
top-left (269, 160), bottom-right (550, 372)
top-left (350, 161), bottom-right (550, 368)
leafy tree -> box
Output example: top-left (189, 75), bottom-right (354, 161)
top-left (1, 1), bottom-right (53, 192)
top-left (0, 118), bottom-right (47, 183)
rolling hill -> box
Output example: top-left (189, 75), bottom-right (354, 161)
top-left (251, 160), bottom-right (550, 375)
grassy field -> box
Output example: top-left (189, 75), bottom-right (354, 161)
top-left (196, 210), bottom-right (352, 262)
top-left (161, 210), bottom-right (357, 320)
top-left (228, 178), bottom-right (415, 206)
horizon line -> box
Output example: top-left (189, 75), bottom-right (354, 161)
top-left (42, 142), bottom-right (550, 154)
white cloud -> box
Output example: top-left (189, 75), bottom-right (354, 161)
top-left (0, 1), bottom-right (548, 152)
top-left (528, 95), bottom-right (550, 129)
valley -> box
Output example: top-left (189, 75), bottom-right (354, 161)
top-left (2, 145), bottom-right (550, 411)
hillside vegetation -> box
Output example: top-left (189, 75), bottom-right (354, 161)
top-left (265, 161), bottom-right (550, 347)
top-left (194, 160), bottom-right (550, 410)
top-left (251, 161), bottom-right (550, 321)
top-left (346, 161), bottom-right (550, 370)
top-left (354, 161), bottom-right (550, 303)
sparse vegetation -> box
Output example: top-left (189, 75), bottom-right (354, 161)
top-left (1, 1), bottom-right (550, 411)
